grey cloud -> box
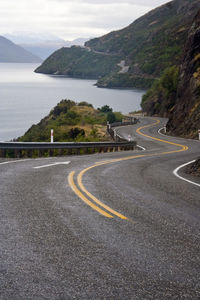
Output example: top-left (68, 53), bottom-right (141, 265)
top-left (53, 0), bottom-right (170, 7)
top-left (0, 0), bottom-right (170, 40)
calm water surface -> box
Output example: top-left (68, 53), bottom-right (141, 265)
top-left (0, 63), bottom-right (145, 141)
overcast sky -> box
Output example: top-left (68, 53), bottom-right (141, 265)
top-left (0, 0), bottom-right (171, 41)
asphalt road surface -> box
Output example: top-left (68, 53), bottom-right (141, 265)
top-left (0, 117), bottom-right (199, 300)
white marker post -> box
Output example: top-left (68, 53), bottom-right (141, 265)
top-left (198, 129), bottom-right (200, 141)
top-left (164, 126), bottom-right (167, 134)
top-left (51, 129), bottom-right (54, 143)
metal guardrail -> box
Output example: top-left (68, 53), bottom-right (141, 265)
top-left (109, 117), bottom-right (138, 129)
top-left (107, 118), bottom-right (138, 141)
top-left (0, 119), bottom-right (138, 158)
top-left (0, 141), bottom-right (136, 158)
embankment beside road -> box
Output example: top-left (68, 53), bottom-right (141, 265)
top-left (185, 159), bottom-right (200, 177)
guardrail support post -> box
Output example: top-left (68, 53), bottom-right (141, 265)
top-left (28, 149), bottom-right (33, 158)
top-left (83, 147), bottom-right (88, 154)
top-left (76, 148), bottom-right (80, 155)
top-left (14, 149), bottom-right (20, 158)
top-left (48, 149), bottom-right (54, 157)
top-left (68, 148), bottom-right (72, 155)
top-left (0, 149), bottom-right (6, 157)
top-left (38, 149), bottom-right (43, 157)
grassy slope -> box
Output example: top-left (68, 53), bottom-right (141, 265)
top-left (18, 100), bottom-right (123, 142)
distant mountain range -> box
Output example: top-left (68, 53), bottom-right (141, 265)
top-left (20, 38), bottom-right (89, 60)
top-left (0, 36), bottom-right (42, 63)
top-left (4, 33), bottom-right (89, 60)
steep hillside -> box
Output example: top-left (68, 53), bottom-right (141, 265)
top-left (142, 10), bottom-right (200, 139)
top-left (167, 10), bottom-right (200, 138)
top-left (35, 46), bottom-right (120, 78)
top-left (17, 100), bottom-right (123, 142)
top-left (185, 159), bottom-right (200, 177)
top-left (0, 36), bottom-right (42, 63)
top-left (35, 0), bottom-right (200, 88)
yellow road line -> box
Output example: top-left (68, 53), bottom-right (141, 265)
top-left (68, 171), bottom-right (114, 218)
top-left (77, 164), bottom-right (128, 220)
top-left (68, 118), bottom-right (189, 219)
top-left (136, 119), bottom-right (188, 151)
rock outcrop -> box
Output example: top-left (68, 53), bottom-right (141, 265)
top-left (167, 10), bottom-right (200, 138)
top-left (185, 158), bottom-right (200, 177)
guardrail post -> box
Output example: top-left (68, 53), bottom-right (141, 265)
top-left (68, 148), bottom-right (72, 155)
top-left (38, 149), bottom-right (43, 157)
top-left (0, 149), bottom-right (6, 157)
top-left (76, 148), bottom-right (80, 155)
top-left (14, 149), bottom-right (20, 158)
top-left (83, 147), bottom-right (88, 154)
top-left (48, 149), bottom-right (54, 156)
top-left (28, 149), bottom-right (33, 158)
top-left (91, 147), bottom-right (96, 154)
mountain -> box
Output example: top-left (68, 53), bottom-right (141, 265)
top-left (142, 10), bottom-right (200, 139)
top-left (0, 36), bottom-right (42, 63)
top-left (4, 33), bottom-right (89, 60)
top-left (20, 38), bottom-right (89, 60)
top-left (35, 46), bottom-right (120, 78)
top-left (35, 0), bottom-right (200, 88)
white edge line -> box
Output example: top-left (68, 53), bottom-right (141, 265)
top-left (136, 145), bottom-right (146, 151)
top-left (158, 127), bottom-right (166, 136)
top-left (0, 157), bottom-right (61, 166)
top-left (173, 160), bottom-right (200, 187)
top-left (0, 159), bottom-right (31, 165)
top-left (34, 161), bottom-right (70, 169)
top-left (114, 127), bottom-right (146, 151)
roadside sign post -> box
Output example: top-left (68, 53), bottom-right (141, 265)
top-left (198, 129), bottom-right (200, 140)
top-left (51, 129), bottom-right (54, 143)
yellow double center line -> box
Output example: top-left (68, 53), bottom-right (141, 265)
top-left (68, 119), bottom-right (188, 219)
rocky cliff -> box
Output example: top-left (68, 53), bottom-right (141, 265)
top-left (166, 10), bottom-right (200, 138)
top-left (142, 9), bottom-right (200, 138)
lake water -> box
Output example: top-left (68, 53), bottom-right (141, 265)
top-left (0, 63), bottom-right (145, 141)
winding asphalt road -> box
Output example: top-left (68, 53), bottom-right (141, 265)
top-left (0, 117), bottom-right (199, 299)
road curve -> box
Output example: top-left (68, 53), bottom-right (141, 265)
top-left (0, 117), bottom-right (199, 299)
